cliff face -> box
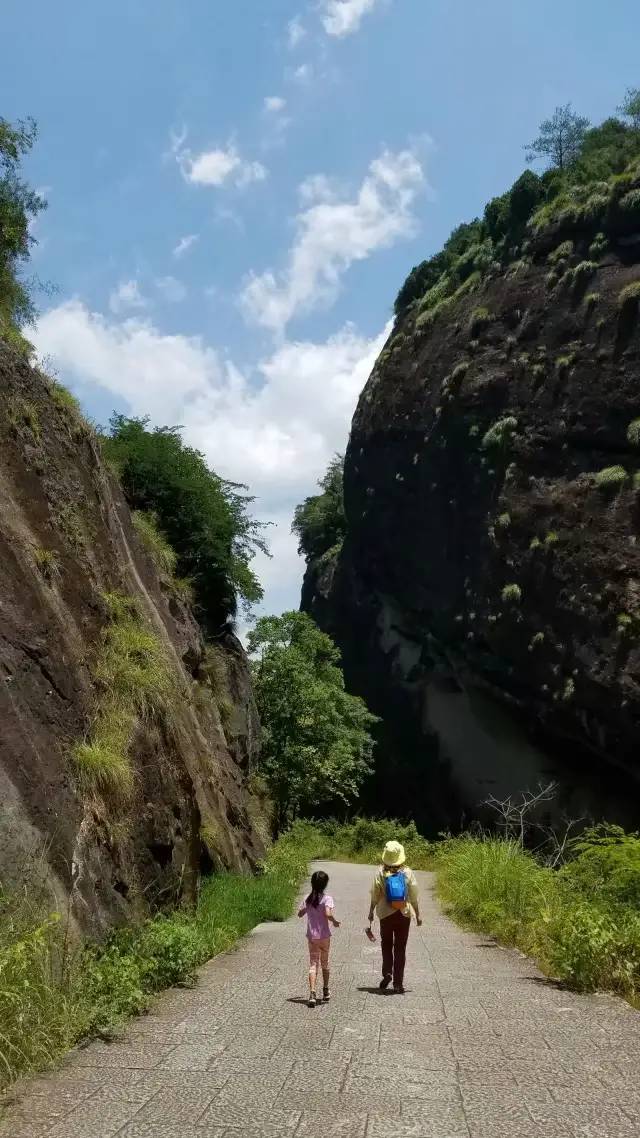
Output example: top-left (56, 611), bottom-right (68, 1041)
top-left (304, 224), bottom-right (640, 832)
top-left (0, 344), bottom-right (265, 937)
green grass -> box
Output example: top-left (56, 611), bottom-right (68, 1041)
top-left (33, 547), bottom-right (61, 581)
top-left (71, 593), bottom-right (175, 799)
top-left (436, 834), bottom-right (640, 1000)
top-left (132, 511), bottom-right (178, 578)
top-left (8, 397), bottom-right (41, 441)
top-left (594, 465), bottom-right (628, 491)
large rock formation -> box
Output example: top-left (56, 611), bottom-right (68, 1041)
top-left (0, 344), bottom-right (265, 937)
top-left (304, 187), bottom-right (640, 833)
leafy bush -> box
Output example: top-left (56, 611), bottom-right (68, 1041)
top-left (293, 818), bottom-right (436, 870)
top-left (627, 419), bottom-right (640, 446)
top-left (561, 825), bottom-right (640, 908)
top-left (292, 455), bottom-right (346, 562)
top-left (589, 231), bottom-right (608, 258)
top-left (104, 416), bottom-right (267, 627)
top-left (594, 464), bottom-right (628, 491)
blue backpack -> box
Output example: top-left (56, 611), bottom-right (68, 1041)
top-left (385, 870), bottom-right (407, 910)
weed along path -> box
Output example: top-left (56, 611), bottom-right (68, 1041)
top-left (3, 862), bottom-right (640, 1138)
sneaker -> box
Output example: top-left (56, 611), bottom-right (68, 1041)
top-left (308, 992), bottom-right (317, 1008)
top-left (323, 988), bottom-right (330, 1002)
top-left (379, 974), bottom-right (392, 991)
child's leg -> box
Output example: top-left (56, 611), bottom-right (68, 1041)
top-left (308, 939), bottom-right (320, 992)
top-left (320, 938), bottom-right (330, 993)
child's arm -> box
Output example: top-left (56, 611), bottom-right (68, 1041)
top-left (297, 902), bottom-right (306, 918)
top-left (325, 899), bottom-right (340, 928)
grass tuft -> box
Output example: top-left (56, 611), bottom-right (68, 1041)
top-left (132, 511), bottom-right (178, 578)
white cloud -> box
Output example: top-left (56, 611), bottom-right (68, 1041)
top-left (173, 233), bottom-right (198, 258)
top-left (109, 279), bottom-right (147, 315)
top-left (264, 95), bottom-right (287, 114)
top-left (156, 276), bottom-right (187, 303)
top-left (287, 16), bottom-right (306, 48)
top-left (241, 146), bottom-right (424, 333)
top-left (293, 63), bottom-right (312, 84)
top-left (177, 142), bottom-right (267, 189)
top-left (322, 0), bottom-right (383, 37)
top-left (32, 301), bottom-right (389, 615)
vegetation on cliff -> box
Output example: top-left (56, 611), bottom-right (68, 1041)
top-left (292, 454), bottom-right (346, 563)
top-left (104, 415), bottom-right (268, 627)
top-left (0, 116), bottom-right (46, 352)
top-left (393, 91), bottom-right (640, 321)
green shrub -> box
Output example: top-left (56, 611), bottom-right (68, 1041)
top-left (501, 583), bottom-right (522, 603)
top-left (545, 530), bottom-right (559, 546)
top-left (529, 631), bottom-right (545, 650)
top-left (618, 280), bottom-right (640, 309)
top-left (594, 464), bottom-right (628, 491)
top-left (132, 511), bottom-right (177, 578)
top-left (468, 306), bottom-right (492, 336)
top-left (589, 231), bottom-right (608, 258)
top-left (627, 419), bottom-right (640, 447)
top-left (34, 547), bottom-right (61, 581)
top-left (496, 512), bottom-right (511, 529)
top-left (293, 817), bottom-right (436, 870)
top-left (482, 416), bottom-right (518, 451)
top-left (561, 825), bottom-right (640, 908)
top-left (548, 239), bottom-right (574, 265)
top-left (71, 593), bottom-right (175, 800)
top-left (584, 291), bottom-right (600, 311)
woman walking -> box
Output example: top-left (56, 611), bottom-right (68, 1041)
top-left (367, 840), bottom-right (421, 994)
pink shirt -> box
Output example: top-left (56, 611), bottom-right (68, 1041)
top-left (301, 893), bottom-right (334, 940)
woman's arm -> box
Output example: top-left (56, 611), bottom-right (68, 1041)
top-left (408, 871), bottom-right (422, 925)
top-left (368, 875), bottom-right (380, 923)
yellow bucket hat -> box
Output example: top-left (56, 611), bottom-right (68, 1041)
top-left (382, 840), bottom-right (406, 867)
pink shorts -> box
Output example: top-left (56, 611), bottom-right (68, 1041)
top-left (308, 937), bottom-right (330, 970)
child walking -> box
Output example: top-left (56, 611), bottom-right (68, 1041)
top-left (298, 870), bottom-right (340, 1007)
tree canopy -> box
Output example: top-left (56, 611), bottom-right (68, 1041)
top-left (292, 455), bottom-right (346, 562)
top-left (248, 611), bottom-right (376, 831)
top-left (0, 116), bottom-right (46, 347)
top-left (524, 103), bottom-right (590, 170)
top-left (104, 415), bottom-right (268, 629)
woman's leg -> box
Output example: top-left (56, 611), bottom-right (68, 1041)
top-left (380, 915), bottom-right (394, 984)
top-left (392, 913), bottom-right (411, 989)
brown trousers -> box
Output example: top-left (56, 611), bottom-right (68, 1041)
top-left (380, 910), bottom-right (411, 987)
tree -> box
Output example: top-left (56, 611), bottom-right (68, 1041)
top-left (292, 455), bottom-right (346, 562)
top-left (104, 416), bottom-right (268, 629)
top-left (0, 117), bottom-right (46, 344)
top-left (618, 87), bottom-right (640, 131)
top-left (248, 612), bottom-right (377, 832)
top-left (524, 104), bottom-right (590, 171)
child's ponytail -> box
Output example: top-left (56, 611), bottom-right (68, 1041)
top-left (306, 869), bottom-right (329, 908)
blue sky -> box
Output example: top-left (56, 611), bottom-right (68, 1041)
top-left (3, 0), bottom-right (639, 624)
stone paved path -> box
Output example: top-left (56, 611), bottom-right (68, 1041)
top-left (3, 862), bottom-right (640, 1138)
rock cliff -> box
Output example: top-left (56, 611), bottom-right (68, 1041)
top-left (303, 164), bottom-right (640, 833)
top-left (0, 343), bottom-right (265, 937)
